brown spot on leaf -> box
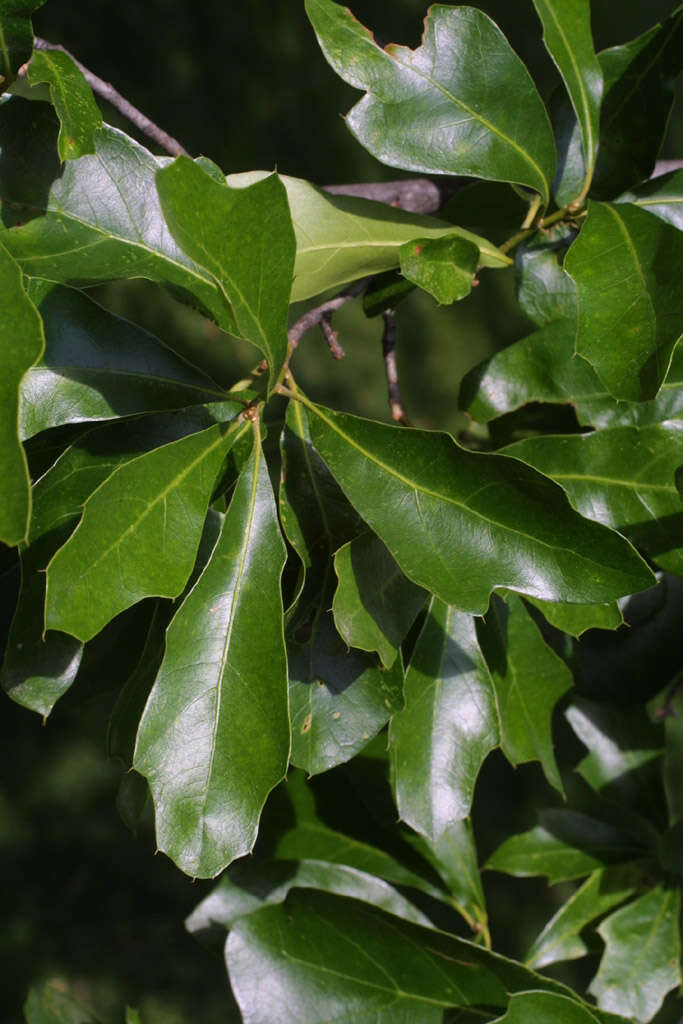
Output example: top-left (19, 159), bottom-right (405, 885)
top-left (301, 714), bottom-right (312, 734)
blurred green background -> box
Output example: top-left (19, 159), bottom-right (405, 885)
top-left (2, 0), bottom-right (681, 1020)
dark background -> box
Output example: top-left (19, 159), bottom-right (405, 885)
top-left (2, 1), bottom-right (681, 1021)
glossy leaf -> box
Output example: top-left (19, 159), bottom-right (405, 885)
top-left (399, 235), bottom-right (480, 305)
top-left (591, 8), bottom-right (683, 198)
top-left (461, 319), bottom-right (683, 430)
top-left (564, 202), bottom-right (683, 401)
top-left (478, 593), bottom-right (572, 792)
top-left (493, 990), bottom-right (603, 1024)
top-left (0, 0), bottom-right (44, 89)
top-left (186, 857), bottom-right (432, 935)
top-left (289, 610), bottom-right (403, 775)
top-left (4, 124), bottom-right (236, 331)
top-left (227, 889), bottom-right (578, 1024)
top-left (27, 50), bottom-right (102, 160)
top-left (410, 821), bottom-right (488, 936)
top-left (46, 420), bottom-right (240, 642)
top-left (156, 158), bottom-right (295, 391)
top-left (0, 239), bottom-right (44, 545)
top-left (526, 866), bottom-right (639, 970)
top-left (486, 810), bottom-right (643, 884)
top-left (21, 285), bottom-right (226, 439)
top-left (305, 0), bottom-right (556, 204)
top-left (505, 422), bottom-right (683, 574)
top-left (332, 532), bottom-right (426, 669)
top-left (275, 821), bottom-right (449, 902)
top-left (589, 886), bottom-right (681, 1022)
top-left (304, 399), bottom-right (654, 612)
top-left (617, 169), bottom-right (683, 232)
top-left (524, 595), bottom-right (623, 636)
top-left (532, 0), bottom-right (603, 201)
top-left (227, 171), bottom-right (509, 302)
top-left (134, 429), bottom-right (290, 877)
top-left (516, 241), bottom-right (577, 328)
top-left (390, 599), bottom-right (499, 842)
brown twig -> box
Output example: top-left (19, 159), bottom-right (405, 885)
top-left (381, 310), bottom-right (410, 425)
top-left (287, 278), bottom-right (370, 350)
top-left (323, 179), bottom-right (457, 214)
top-left (32, 37), bottom-right (190, 157)
top-left (319, 314), bottom-right (346, 360)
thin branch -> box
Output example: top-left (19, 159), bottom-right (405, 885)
top-left (33, 37), bottom-right (189, 157)
top-left (381, 310), bottom-right (410, 425)
top-left (323, 177), bottom-right (468, 214)
top-left (319, 314), bottom-right (346, 360)
top-left (287, 277), bottom-right (370, 349)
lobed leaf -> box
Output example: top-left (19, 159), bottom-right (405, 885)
top-left (477, 593), bottom-right (572, 792)
top-left (46, 420), bottom-right (241, 642)
top-left (390, 598), bottom-right (500, 842)
top-left (156, 158), bottom-right (295, 392)
top-left (564, 202), bottom-right (683, 402)
top-left (303, 399), bottom-right (655, 612)
top-left (523, 595), bottom-right (623, 636)
top-left (505, 421), bottom-right (683, 575)
top-left (589, 886), bottom-right (681, 1022)
top-left (134, 427), bottom-right (290, 877)
top-left (27, 49), bottom-right (102, 160)
top-left (532, 0), bottom-right (603, 201)
top-left (20, 285), bottom-right (226, 439)
top-left (305, 0), bottom-right (556, 204)
top-left (0, 238), bottom-right (44, 545)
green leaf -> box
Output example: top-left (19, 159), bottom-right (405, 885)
top-left (275, 821), bottom-right (449, 902)
top-left (493, 990), bottom-right (603, 1024)
top-left (134, 428), bottom-right (290, 877)
top-left (156, 158), bottom-right (295, 392)
top-left (186, 857), bottom-right (432, 935)
top-left (227, 889), bottom-right (580, 1023)
top-left (486, 810), bottom-right (644, 884)
top-left (390, 598), bottom-right (499, 842)
top-left (332, 532), bottom-right (426, 669)
top-left (3, 123), bottom-right (236, 331)
top-left (516, 240), bottom-right (577, 328)
top-left (305, 0), bottom-right (556, 205)
top-left (477, 593), bottom-right (572, 792)
top-left (0, 239), bottom-right (43, 545)
top-left (24, 981), bottom-right (100, 1024)
top-left (461, 319), bottom-right (683, 430)
top-left (46, 420), bottom-right (241, 642)
top-left (617, 169), bottom-right (683, 232)
top-left (589, 886), bottom-right (681, 1022)
top-left (504, 422), bottom-right (683, 574)
top-left (399, 235), bottom-right (480, 305)
top-left (303, 398), bottom-right (654, 612)
top-left (0, 0), bottom-right (45, 90)
top-left (526, 866), bottom-right (640, 970)
top-left (524, 595), bottom-right (623, 637)
top-left (289, 610), bottom-right (404, 775)
top-left (532, 0), bottom-right (603, 201)
top-left (227, 171), bottom-right (509, 302)
top-left (591, 8), bottom-right (683, 199)
top-left (20, 285), bottom-right (226, 439)
top-left (408, 821), bottom-right (488, 936)
top-left (27, 50), bottom-right (102, 160)
top-left (565, 699), bottom-right (664, 812)
top-left (564, 202), bottom-right (683, 401)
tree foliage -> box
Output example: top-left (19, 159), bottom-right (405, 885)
top-left (1, 0), bottom-right (682, 1021)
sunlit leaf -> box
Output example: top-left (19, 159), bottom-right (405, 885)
top-left (390, 598), bottom-right (499, 842)
top-left (0, 239), bottom-right (44, 546)
top-left (156, 158), bottom-right (295, 391)
top-left (303, 398), bottom-right (654, 612)
top-left (399, 235), bottom-right (480, 305)
top-left (28, 50), bottom-right (102, 160)
top-left (589, 886), bottom-right (681, 1022)
top-left (134, 427), bottom-right (290, 877)
top-left (564, 202), bottom-right (683, 401)
top-left (493, 990), bottom-right (603, 1024)
top-left (617, 169), bottom-right (683, 232)
top-left (305, 0), bottom-right (556, 204)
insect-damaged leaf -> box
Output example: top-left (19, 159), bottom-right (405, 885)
top-left (134, 428), bottom-right (290, 878)
top-left (304, 400), bottom-right (654, 612)
top-left (305, 0), bottom-right (556, 205)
